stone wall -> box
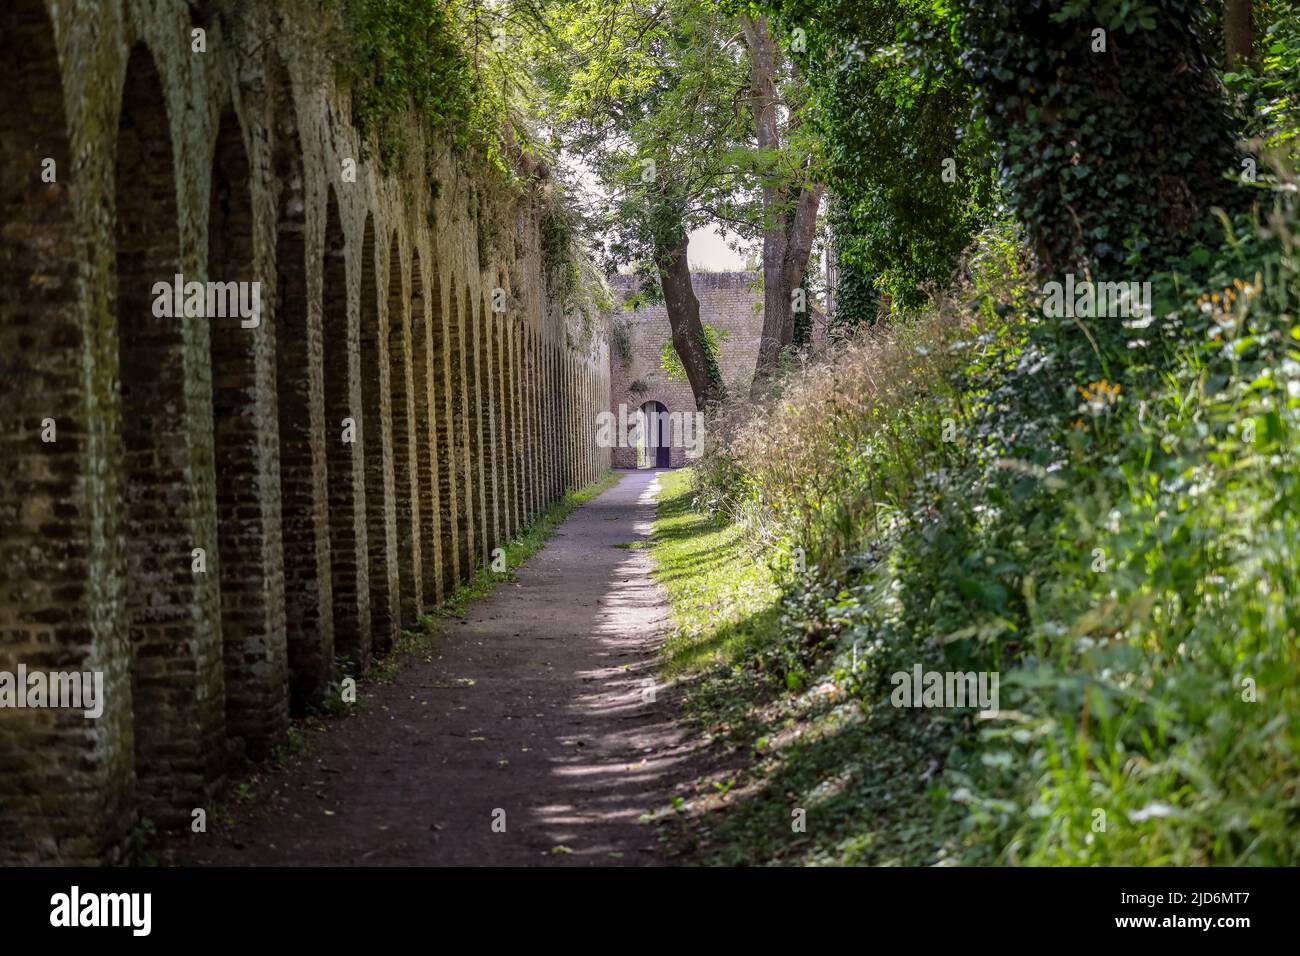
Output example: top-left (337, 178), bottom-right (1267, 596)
top-left (607, 272), bottom-right (763, 468)
top-left (0, 0), bottom-right (610, 864)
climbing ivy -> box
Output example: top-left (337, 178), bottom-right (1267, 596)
top-left (607, 311), bottom-right (633, 363)
top-left (825, 195), bottom-right (880, 337)
top-left (958, 0), bottom-right (1251, 275)
top-left (336, 0), bottom-right (541, 176)
top-left (756, 0), bottom-right (997, 311)
top-left (661, 323), bottom-right (728, 384)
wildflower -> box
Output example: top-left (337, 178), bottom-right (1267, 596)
top-left (1077, 379), bottom-right (1121, 416)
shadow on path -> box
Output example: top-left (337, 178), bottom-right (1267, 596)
top-left (175, 469), bottom-right (698, 866)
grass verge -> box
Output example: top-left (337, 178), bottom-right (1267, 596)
top-left (649, 468), bottom-right (963, 866)
top-left (650, 468), bottom-right (782, 675)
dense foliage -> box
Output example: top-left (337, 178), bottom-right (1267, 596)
top-left (690, 177), bottom-right (1300, 863)
top-left (1226, 0), bottom-right (1300, 168)
top-left (535, 0), bottom-right (748, 264)
top-left (671, 1), bottom-right (1300, 866)
top-left (337, 0), bottom-right (544, 175)
top-left (958, 0), bottom-right (1251, 275)
top-left (757, 0), bottom-right (997, 310)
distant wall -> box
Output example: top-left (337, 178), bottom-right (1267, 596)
top-left (607, 272), bottom-right (763, 468)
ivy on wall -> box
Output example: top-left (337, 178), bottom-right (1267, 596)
top-left (336, 0), bottom-right (543, 179)
top-left (958, 0), bottom-right (1251, 275)
top-left (661, 323), bottom-right (728, 383)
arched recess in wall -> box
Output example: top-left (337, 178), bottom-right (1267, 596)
top-left (496, 309), bottom-right (516, 538)
top-left (526, 327), bottom-right (541, 513)
top-left (0, 0), bottom-right (76, 654)
top-left (115, 41), bottom-right (223, 812)
top-left (511, 319), bottom-right (526, 521)
top-left (359, 214), bottom-right (397, 652)
top-left (428, 257), bottom-right (460, 594)
top-left (386, 232), bottom-right (419, 625)
top-left (489, 279), bottom-right (513, 540)
top-left (209, 105), bottom-right (280, 752)
top-left (0, 0), bottom-right (118, 852)
top-left (464, 285), bottom-right (487, 566)
top-left (479, 287), bottom-right (501, 549)
top-left (409, 246), bottom-right (444, 606)
top-left (322, 188), bottom-right (370, 666)
top-left (447, 281), bottom-right (474, 579)
top-left (270, 57), bottom-right (330, 710)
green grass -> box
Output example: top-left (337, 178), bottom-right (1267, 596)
top-left (649, 468), bottom-right (782, 676)
top-left (649, 468), bottom-right (965, 866)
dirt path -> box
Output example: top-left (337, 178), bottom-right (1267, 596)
top-left (174, 469), bottom-right (694, 866)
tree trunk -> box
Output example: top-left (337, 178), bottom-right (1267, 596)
top-left (656, 231), bottom-right (724, 410)
top-left (961, 0), bottom-right (1248, 274)
top-left (750, 180), bottom-right (825, 398)
top-left (1224, 0), bottom-right (1252, 68)
top-left (742, 14), bottom-right (825, 400)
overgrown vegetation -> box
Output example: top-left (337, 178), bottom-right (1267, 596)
top-left (661, 324), bottom-right (729, 384)
top-left (658, 0), bottom-right (1300, 865)
top-left (336, 0), bottom-right (541, 174)
top-left (672, 178), bottom-right (1300, 863)
top-left (760, 0), bottom-right (997, 311)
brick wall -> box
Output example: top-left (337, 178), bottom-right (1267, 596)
top-left (0, 0), bottom-right (610, 863)
top-left (607, 272), bottom-right (764, 468)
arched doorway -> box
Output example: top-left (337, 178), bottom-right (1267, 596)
top-left (638, 400), bottom-right (671, 469)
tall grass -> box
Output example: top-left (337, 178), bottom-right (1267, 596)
top-left (700, 224), bottom-right (1032, 571)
